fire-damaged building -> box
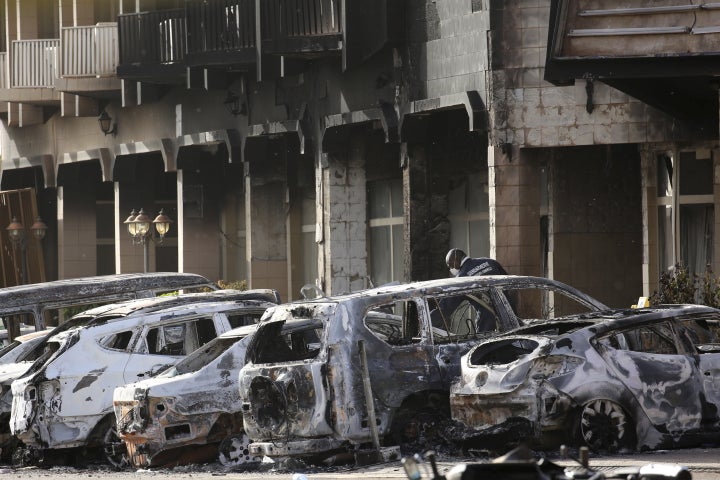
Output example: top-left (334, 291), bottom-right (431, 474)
top-left (0, 0), bottom-right (717, 308)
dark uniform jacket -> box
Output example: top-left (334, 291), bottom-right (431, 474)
top-left (456, 257), bottom-right (507, 277)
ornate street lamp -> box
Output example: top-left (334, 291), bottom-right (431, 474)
top-left (124, 208), bottom-right (173, 272)
top-left (6, 215), bottom-right (48, 285)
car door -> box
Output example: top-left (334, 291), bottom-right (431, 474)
top-left (362, 298), bottom-right (443, 407)
top-left (123, 314), bottom-right (221, 383)
top-left (598, 321), bottom-right (706, 435)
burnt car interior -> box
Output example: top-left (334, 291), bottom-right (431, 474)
top-left (506, 287), bottom-right (596, 321)
top-left (469, 338), bottom-right (540, 365)
top-left (429, 292), bottom-right (499, 338)
top-left (597, 317), bottom-right (720, 356)
top-left (247, 321), bottom-right (322, 364)
top-left (144, 318), bottom-right (217, 356)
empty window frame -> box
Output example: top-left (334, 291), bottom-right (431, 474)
top-left (656, 149), bottom-right (714, 275)
top-left (368, 179), bottom-right (404, 286)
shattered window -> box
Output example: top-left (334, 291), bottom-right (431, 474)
top-left (144, 317), bottom-right (217, 356)
top-left (227, 311), bottom-right (264, 329)
top-left (249, 320), bottom-right (323, 363)
top-left (614, 323), bottom-right (678, 355)
top-left (364, 300), bottom-right (423, 346)
top-left (502, 286), bottom-right (595, 321)
top-left (677, 317), bottom-right (717, 344)
top-left (159, 336), bottom-right (243, 377)
top-left (469, 338), bottom-right (539, 366)
top-left (427, 291), bottom-right (498, 339)
top-left (98, 330), bottom-right (134, 351)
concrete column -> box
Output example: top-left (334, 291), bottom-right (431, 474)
top-left (488, 144), bottom-right (543, 276)
top-left (319, 136), bottom-right (368, 295)
top-left (640, 147), bottom-right (659, 297)
top-left (402, 142), bottom-right (434, 281)
top-left (176, 169), bottom-right (185, 273)
top-left (245, 176), bottom-right (288, 301)
top-left (57, 184), bottom-right (97, 278)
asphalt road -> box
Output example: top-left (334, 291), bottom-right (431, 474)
top-left (3, 448), bottom-right (720, 480)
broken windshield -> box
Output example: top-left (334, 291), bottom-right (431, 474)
top-left (247, 317), bottom-right (325, 364)
top-left (158, 335), bottom-right (244, 378)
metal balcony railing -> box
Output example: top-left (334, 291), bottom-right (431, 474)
top-left (118, 9), bottom-right (186, 66)
top-left (0, 52), bottom-right (6, 89)
top-left (61, 23), bottom-right (118, 78)
top-left (261, 0), bottom-right (340, 41)
top-left (186, 0), bottom-right (256, 55)
top-left (12, 39), bottom-right (59, 88)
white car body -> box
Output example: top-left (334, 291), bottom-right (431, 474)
top-left (10, 294), bottom-right (275, 465)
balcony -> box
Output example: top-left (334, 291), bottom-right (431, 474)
top-left (12, 39), bottom-right (59, 88)
top-left (61, 23), bottom-right (118, 78)
top-left (185, 0), bottom-right (257, 69)
top-left (546, 0), bottom-right (720, 126)
top-left (117, 9), bottom-right (186, 83)
top-left (260, 0), bottom-right (343, 56)
top-left (115, 0), bottom-right (398, 84)
top-left (0, 52), bottom-right (6, 89)
top-left (55, 22), bottom-right (121, 97)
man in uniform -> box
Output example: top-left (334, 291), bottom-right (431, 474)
top-left (445, 248), bottom-right (507, 277)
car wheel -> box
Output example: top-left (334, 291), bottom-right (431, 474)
top-left (577, 399), bottom-right (635, 452)
top-left (218, 433), bottom-right (261, 467)
top-left (390, 407), bottom-right (450, 455)
top-left (101, 421), bottom-right (128, 469)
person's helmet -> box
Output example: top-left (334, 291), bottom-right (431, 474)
top-left (445, 248), bottom-right (467, 270)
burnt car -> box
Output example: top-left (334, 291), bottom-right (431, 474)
top-left (10, 290), bottom-right (278, 467)
top-left (238, 276), bottom-right (608, 461)
top-left (450, 305), bottom-right (720, 452)
top-left (113, 318), bottom-right (319, 468)
top-left (0, 273), bottom-right (218, 462)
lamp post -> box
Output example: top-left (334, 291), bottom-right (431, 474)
top-left (6, 216), bottom-right (48, 285)
top-left (124, 208), bottom-right (172, 273)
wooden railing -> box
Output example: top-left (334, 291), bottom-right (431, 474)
top-left (118, 9), bottom-right (185, 65)
top-left (11, 39), bottom-right (59, 88)
top-left (261, 0), bottom-right (340, 40)
top-left (61, 23), bottom-right (118, 77)
top-left (186, 0), bottom-right (256, 55)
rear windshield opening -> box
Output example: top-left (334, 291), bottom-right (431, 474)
top-left (249, 321), bottom-right (323, 364)
top-left (469, 338), bottom-right (539, 366)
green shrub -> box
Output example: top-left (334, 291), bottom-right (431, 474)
top-left (217, 279), bottom-right (248, 290)
top-left (650, 263), bottom-right (720, 307)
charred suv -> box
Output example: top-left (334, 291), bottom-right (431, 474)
top-left (238, 276), bottom-right (607, 461)
top-left (10, 291), bottom-right (277, 466)
top-left (113, 318), bottom-right (318, 468)
top-left (450, 305), bottom-right (720, 453)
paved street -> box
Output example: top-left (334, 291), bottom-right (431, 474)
top-left (3, 448), bottom-right (720, 480)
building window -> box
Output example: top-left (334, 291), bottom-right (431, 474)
top-left (368, 178), bottom-right (404, 286)
top-left (656, 150), bottom-right (714, 275)
top-left (448, 173), bottom-right (490, 257)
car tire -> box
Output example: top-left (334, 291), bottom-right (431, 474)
top-left (218, 433), bottom-right (261, 467)
top-left (576, 399), bottom-right (635, 452)
top-left (389, 402), bottom-right (450, 455)
top-left (98, 417), bottom-right (128, 469)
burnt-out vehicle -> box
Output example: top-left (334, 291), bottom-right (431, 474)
top-left (450, 305), bottom-right (720, 453)
top-left (113, 318), bottom-right (318, 468)
top-left (10, 290), bottom-right (278, 467)
top-left (0, 273), bottom-right (219, 462)
top-left (238, 276), bottom-right (608, 461)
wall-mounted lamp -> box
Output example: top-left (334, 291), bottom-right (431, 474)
top-left (223, 91), bottom-right (247, 116)
top-left (98, 110), bottom-right (117, 136)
